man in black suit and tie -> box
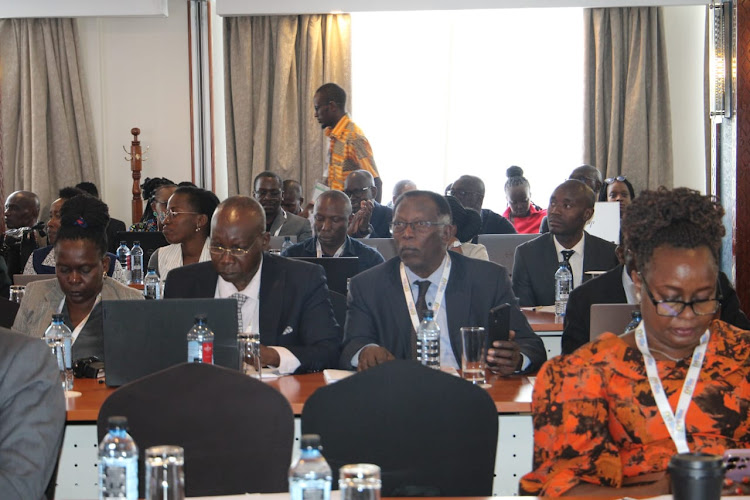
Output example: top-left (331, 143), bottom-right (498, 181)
top-left (341, 190), bottom-right (545, 374)
top-left (512, 180), bottom-right (619, 307)
top-left (449, 175), bottom-right (516, 239)
top-left (344, 170), bottom-right (392, 238)
top-left (163, 196), bottom-right (340, 373)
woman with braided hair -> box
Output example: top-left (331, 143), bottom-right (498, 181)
top-left (502, 166), bottom-right (546, 234)
top-left (521, 187), bottom-right (750, 497)
top-left (13, 195), bottom-right (143, 361)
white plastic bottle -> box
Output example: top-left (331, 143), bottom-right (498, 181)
top-left (129, 241), bottom-right (144, 284)
top-left (99, 416), bottom-right (138, 499)
top-left (289, 434), bottom-right (332, 500)
top-left (187, 314), bottom-right (214, 364)
top-left (143, 268), bottom-right (160, 299)
top-left (416, 308), bottom-right (441, 369)
top-left (554, 262), bottom-right (573, 318)
top-left (44, 313), bottom-right (73, 391)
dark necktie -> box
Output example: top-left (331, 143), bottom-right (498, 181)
top-left (561, 250), bottom-right (575, 287)
top-left (411, 280), bottom-right (432, 359)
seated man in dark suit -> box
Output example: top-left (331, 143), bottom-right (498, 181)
top-left (164, 196), bottom-right (340, 373)
top-left (344, 170), bottom-right (392, 238)
top-left (282, 190), bottom-right (385, 273)
top-left (562, 241), bottom-right (750, 354)
top-left (254, 172), bottom-right (312, 241)
top-left (449, 175), bottom-right (516, 239)
top-left (3, 190), bottom-right (43, 277)
top-left (539, 164), bottom-right (603, 233)
top-left (341, 190), bottom-right (546, 374)
top-left (512, 180), bottom-right (619, 307)
top-left (0, 328), bottom-right (65, 499)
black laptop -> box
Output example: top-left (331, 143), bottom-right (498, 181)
top-left (288, 257), bottom-right (359, 295)
top-left (115, 231), bottom-right (169, 264)
top-left (102, 298), bottom-right (239, 387)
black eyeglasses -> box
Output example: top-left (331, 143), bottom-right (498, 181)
top-left (604, 176), bottom-right (627, 184)
top-left (639, 273), bottom-right (721, 317)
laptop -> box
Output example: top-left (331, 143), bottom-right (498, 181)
top-left (288, 257), bottom-right (359, 295)
top-left (269, 235), bottom-right (297, 250)
top-left (102, 298), bottom-right (239, 387)
top-left (589, 303), bottom-right (640, 341)
top-left (356, 238), bottom-right (397, 261)
top-left (115, 231), bottom-right (169, 264)
top-left (478, 234), bottom-right (541, 272)
top-left (13, 274), bottom-right (56, 287)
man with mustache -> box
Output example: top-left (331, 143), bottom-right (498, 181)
top-left (512, 180), bottom-right (618, 307)
top-left (341, 190), bottom-right (545, 374)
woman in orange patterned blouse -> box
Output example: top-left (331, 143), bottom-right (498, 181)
top-left (520, 187), bottom-right (750, 497)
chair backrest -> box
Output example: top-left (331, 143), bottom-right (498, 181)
top-left (590, 303), bottom-right (639, 340)
top-left (301, 360), bottom-right (498, 496)
top-left (477, 233), bottom-right (540, 273)
top-left (97, 362), bottom-right (294, 497)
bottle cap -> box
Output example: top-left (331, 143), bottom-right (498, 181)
top-left (300, 434), bottom-right (322, 449)
top-left (424, 308), bottom-right (434, 320)
top-left (194, 314), bottom-right (207, 324)
top-left (120, 240), bottom-right (126, 245)
top-left (134, 241), bottom-right (141, 245)
top-left (147, 267), bottom-right (155, 272)
top-left (107, 415), bottom-right (128, 429)
top-left (52, 313), bottom-right (64, 322)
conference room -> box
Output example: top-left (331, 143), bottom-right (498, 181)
top-left (0, 0), bottom-right (747, 498)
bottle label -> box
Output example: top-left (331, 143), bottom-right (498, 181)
top-left (187, 340), bottom-right (202, 363)
top-left (101, 465), bottom-right (127, 496)
top-left (302, 487), bottom-right (325, 500)
top-left (202, 342), bottom-right (213, 364)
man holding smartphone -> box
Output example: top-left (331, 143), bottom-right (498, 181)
top-left (341, 190), bottom-right (546, 374)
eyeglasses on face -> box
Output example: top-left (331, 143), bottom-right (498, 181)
top-left (164, 209), bottom-right (199, 219)
top-left (390, 221), bottom-right (447, 234)
top-left (209, 238), bottom-right (261, 258)
top-left (344, 186), bottom-right (371, 197)
top-left (639, 273), bottom-right (721, 317)
top-left (604, 176), bottom-right (627, 185)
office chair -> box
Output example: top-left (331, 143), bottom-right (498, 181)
top-left (97, 362), bottom-right (294, 497)
top-left (0, 299), bottom-right (19, 328)
top-left (301, 360), bottom-right (498, 496)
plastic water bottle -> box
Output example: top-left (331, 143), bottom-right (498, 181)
top-left (281, 236), bottom-right (293, 252)
top-left (187, 314), bottom-right (214, 364)
top-left (554, 262), bottom-right (573, 318)
top-left (289, 434), bottom-right (332, 500)
top-left (130, 241), bottom-right (144, 284)
top-left (116, 241), bottom-right (131, 283)
top-left (44, 313), bottom-right (73, 391)
top-left (99, 416), bottom-right (138, 500)
top-left (416, 308), bottom-right (441, 369)
top-left (624, 310), bottom-right (642, 334)
top-left (143, 268), bottom-right (160, 299)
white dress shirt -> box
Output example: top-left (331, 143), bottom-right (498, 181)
top-left (553, 234), bottom-right (586, 288)
top-left (214, 257), bottom-right (300, 374)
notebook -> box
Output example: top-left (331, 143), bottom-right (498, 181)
top-left (288, 257), bottom-right (359, 295)
top-left (477, 233), bottom-right (541, 273)
top-left (589, 303), bottom-right (640, 341)
top-left (102, 298), bottom-right (239, 387)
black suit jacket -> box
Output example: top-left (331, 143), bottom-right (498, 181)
top-left (106, 218), bottom-right (127, 255)
top-left (341, 252), bottom-right (546, 372)
top-left (562, 265), bottom-right (750, 354)
top-left (163, 254), bottom-right (341, 373)
top-left (370, 202), bottom-right (392, 239)
top-left (511, 232), bottom-right (619, 307)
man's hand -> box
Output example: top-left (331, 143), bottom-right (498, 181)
top-left (486, 330), bottom-right (522, 376)
top-left (357, 345), bottom-right (394, 371)
top-left (348, 200), bottom-right (374, 237)
top-left (259, 345), bottom-right (281, 368)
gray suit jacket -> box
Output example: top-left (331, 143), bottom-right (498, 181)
top-left (341, 251), bottom-right (546, 372)
top-left (0, 329), bottom-right (65, 499)
top-left (12, 277), bottom-right (144, 360)
top-left (511, 232), bottom-right (619, 307)
top-left (269, 209), bottom-right (312, 241)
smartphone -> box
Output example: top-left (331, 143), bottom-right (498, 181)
top-left (724, 449), bottom-right (750, 482)
top-left (488, 303), bottom-right (511, 344)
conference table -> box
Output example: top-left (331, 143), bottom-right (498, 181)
top-left (57, 311), bottom-right (562, 499)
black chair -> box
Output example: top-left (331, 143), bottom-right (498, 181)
top-left (301, 360), bottom-right (498, 496)
top-left (97, 362), bottom-right (294, 497)
top-left (0, 298), bottom-right (19, 328)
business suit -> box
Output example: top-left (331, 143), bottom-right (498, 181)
top-left (281, 235), bottom-right (385, 274)
top-left (12, 277), bottom-right (144, 360)
top-left (0, 329), bottom-right (65, 500)
top-left (268, 209), bottom-right (313, 241)
top-left (562, 265), bottom-right (750, 354)
top-left (163, 254), bottom-right (341, 373)
top-left (106, 217), bottom-right (127, 254)
top-left (369, 201), bottom-right (392, 238)
top-left (341, 251), bottom-right (546, 372)
top-left (512, 232), bottom-right (618, 307)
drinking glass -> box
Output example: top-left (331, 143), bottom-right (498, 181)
top-left (145, 445), bottom-right (185, 500)
top-left (461, 326), bottom-right (488, 384)
top-left (237, 332), bottom-right (262, 379)
top-left (9, 285), bottom-right (24, 304)
top-left (339, 463), bottom-right (381, 500)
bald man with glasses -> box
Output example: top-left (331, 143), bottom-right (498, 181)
top-left (163, 196), bottom-right (340, 374)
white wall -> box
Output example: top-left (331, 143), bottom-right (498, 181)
top-left (663, 5), bottom-right (707, 193)
top-left (78, 0), bottom-right (193, 225)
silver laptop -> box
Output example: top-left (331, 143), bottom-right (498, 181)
top-left (13, 274), bottom-right (56, 287)
top-left (478, 234), bottom-right (540, 273)
top-left (356, 238), bottom-right (397, 261)
top-left (589, 303), bottom-right (640, 341)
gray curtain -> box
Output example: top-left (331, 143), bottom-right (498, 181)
top-left (584, 7), bottom-right (673, 193)
top-left (0, 18), bottom-right (100, 209)
top-left (224, 15), bottom-right (351, 198)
